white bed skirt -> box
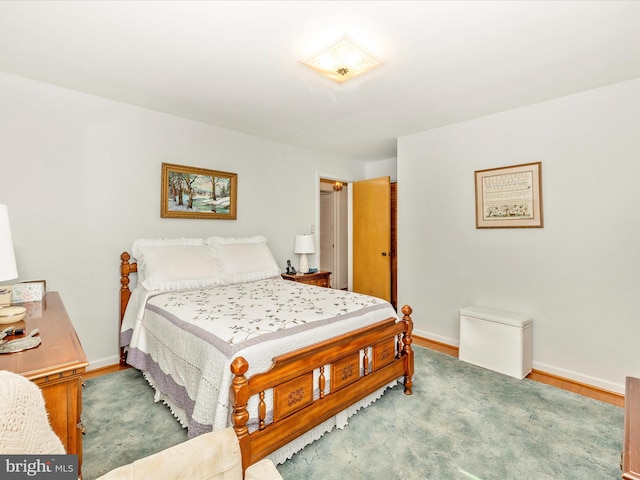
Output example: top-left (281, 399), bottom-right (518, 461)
top-left (142, 370), bottom-right (399, 465)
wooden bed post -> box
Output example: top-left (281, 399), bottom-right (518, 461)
top-left (230, 356), bottom-right (251, 472)
top-left (119, 252), bottom-right (137, 366)
top-left (401, 305), bottom-right (414, 395)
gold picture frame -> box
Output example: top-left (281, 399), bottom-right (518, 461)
top-left (161, 163), bottom-right (237, 220)
top-left (475, 162), bottom-right (543, 228)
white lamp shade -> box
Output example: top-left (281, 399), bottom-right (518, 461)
top-left (294, 235), bottom-right (315, 254)
top-left (0, 205), bottom-right (17, 282)
top-left (294, 235), bottom-right (315, 274)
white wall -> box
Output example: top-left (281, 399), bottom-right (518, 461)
top-left (365, 158), bottom-right (397, 182)
top-left (0, 73), bottom-right (365, 369)
top-left (398, 77), bottom-right (640, 394)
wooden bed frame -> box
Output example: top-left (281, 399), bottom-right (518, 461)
top-left (119, 251), bottom-right (414, 472)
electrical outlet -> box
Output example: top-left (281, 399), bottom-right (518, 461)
top-left (310, 225), bottom-right (315, 234)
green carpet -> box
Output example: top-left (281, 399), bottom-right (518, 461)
top-left (82, 347), bottom-right (624, 479)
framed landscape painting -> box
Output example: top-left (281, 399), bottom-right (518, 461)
top-left (161, 163), bottom-right (237, 220)
top-left (474, 162), bottom-right (543, 228)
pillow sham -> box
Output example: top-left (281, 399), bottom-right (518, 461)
top-left (131, 238), bottom-right (224, 291)
top-left (205, 235), bottom-right (280, 284)
top-left (132, 238), bottom-right (204, 281)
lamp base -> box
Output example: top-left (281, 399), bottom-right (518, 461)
top-left (0, 288), bottom-right (11, 306)
top-left (298, 254), bottom-right (310, 274)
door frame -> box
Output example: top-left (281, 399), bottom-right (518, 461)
top-left (316, 173), bottom-right (396, 296)
top-left (319, 182), bottom-right (348, 290)
top-left (317, 174), bottom-right (353, 290)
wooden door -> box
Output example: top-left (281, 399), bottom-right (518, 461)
top-left (353, 176), bottom-right (391, 301)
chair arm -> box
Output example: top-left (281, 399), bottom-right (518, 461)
top-left (244, 459), bottom-right (283, 480)
top-left (97, 429), bottom-right (242, 480)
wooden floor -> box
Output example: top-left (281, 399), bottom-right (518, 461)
top-left (83, 363), bottom-right (129, 380)
top-left (85, 338), bottom-right (624, 408)
top-left (413, 336), bottom-right (624, 408)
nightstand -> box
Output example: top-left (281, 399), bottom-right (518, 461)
top-left (281, 271), bottom-right (331, 288)
top-left (0, 292), bottom-right (88, 476)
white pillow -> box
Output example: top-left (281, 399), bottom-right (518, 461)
top-left (205, 235), bottom-right (280, 284)
top-left (132, 238), bottom-right (204, 283)
top-left (131, 238), bottom-right (224, 291)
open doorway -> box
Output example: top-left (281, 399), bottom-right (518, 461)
top-left (319, 179), bottom-right (348, 290)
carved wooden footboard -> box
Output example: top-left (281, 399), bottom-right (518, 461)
top-left (230, 305), bottom-right (413, 471)
top-left (119, 251), bottom-right (414, 472)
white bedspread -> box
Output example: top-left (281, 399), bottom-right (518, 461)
top-left (121, 278), bottom-right (400, 452)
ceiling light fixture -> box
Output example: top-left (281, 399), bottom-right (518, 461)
top-left (301, 35), bottom-right (382, 84)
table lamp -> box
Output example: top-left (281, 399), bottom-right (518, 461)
top-left (0, 204), bottom-right (18, 312)
top-left (294, 234), bottom-right (315, 274)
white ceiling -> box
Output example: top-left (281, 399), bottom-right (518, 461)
top-left (1, 1), bottom-right (640, 162)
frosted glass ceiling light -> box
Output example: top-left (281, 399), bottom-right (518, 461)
top-left (301, 35), bottom-right (382, 84)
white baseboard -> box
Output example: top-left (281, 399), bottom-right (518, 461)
top-left (413, 328), bottom-right (459, 347)
top-left (87, 355), bottom-right (120, 372)
top-left (414, 329), bottom-right (624, 395)
top-left (532, 360), bottom-right (624, 395)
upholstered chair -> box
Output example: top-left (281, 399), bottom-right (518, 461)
top-left (97, 428), bottom-right (282, 480)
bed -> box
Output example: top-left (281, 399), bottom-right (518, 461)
top-left (119, 236), bottom-right (414, 472)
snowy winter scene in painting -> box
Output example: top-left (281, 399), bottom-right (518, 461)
top-left (161, 163), bottom-right (237, 220)
top-left (168, 171), bottom-right (231, 214)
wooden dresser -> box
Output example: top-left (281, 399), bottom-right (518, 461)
top-left (624, 376), bottom-right (640, 480)
top-left (0, 292), bottom-right (88, 475)
top-left (281, 270), bottom-right (331, 288)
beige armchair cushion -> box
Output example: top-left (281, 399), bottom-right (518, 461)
top-left (97, 427), bottom-right (282, 480)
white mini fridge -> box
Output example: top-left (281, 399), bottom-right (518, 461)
top-left (459, 305), bottom-right (532, 379)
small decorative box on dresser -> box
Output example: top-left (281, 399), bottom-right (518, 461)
top-left (281, 270), bottom-right (331, 288)
top-left (0, 292), bottom-right (88, 476)
top-left (623, 376), bottom-right (640, 480)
